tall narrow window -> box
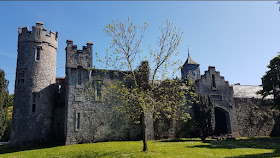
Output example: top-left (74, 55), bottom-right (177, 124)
top-left (32, 93), bottom-right (36, 112)
top-left (77, 68), bottom-right (82, 85)
top-left (76, 113), bottom-right (81, 129)
top-left (17, 69), bottom-right (25, 86)
top-left (58, 84), bottom-right (62, 93)
top-left (92, 80), bottom-right (102, 101)
top-left (36, 47), bottom-right (41, 61)
top-left (212, 74), bottom-right (216, 89)
top-left (96, 81), bottom-right (102, 100)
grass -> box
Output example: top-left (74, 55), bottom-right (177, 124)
top-left (1, 137), bottom-right (280, 158)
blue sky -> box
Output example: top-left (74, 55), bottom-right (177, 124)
top-left (1, 1), bottom-right (280, 94)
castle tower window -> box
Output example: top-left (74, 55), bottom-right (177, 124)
top-left (17, 69), bottom-right (25, 86)
top-left (212, 74), bottom-right (217, 89)
top-left (92, 80), bottom-right (102, 101)
top-left (36, 47), bottom-right (42, 61)
top-left (32, 93), bottom-right (36, 112)
top-left (76, 112), bottom-right (81, 130)
top-left (77, 67), bottom-right (83, 85)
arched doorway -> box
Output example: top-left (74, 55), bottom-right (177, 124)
top-left (214, 107), bottom-right (230, 135)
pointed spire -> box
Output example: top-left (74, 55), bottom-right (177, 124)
top-left (183, 48), bottom-right (199, 66)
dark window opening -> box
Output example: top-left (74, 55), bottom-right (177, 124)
top-left (17, 69), bottom-right (25, 86)
top-left (77, 67), bottom-right (82, 85)
top-left (76, 113), bottom-right (80, 129)
top-left (36, 47), bottom-right (41, 61)
top-left (58, 84), bottom-right (62, 93)
top-left (212, 74), bottom-right (216, 89)
top-left (37, 30), bottom-right (41, 37)
top-left (32, 93), bottom-right (36, 112)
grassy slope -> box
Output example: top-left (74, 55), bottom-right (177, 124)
top-left (1, 137), bottom-right (280, 158)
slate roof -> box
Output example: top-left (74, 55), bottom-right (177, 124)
top-left (183, 49), bottom-right (199, 66)
top-left (232, 84), bottom-right (273, 99)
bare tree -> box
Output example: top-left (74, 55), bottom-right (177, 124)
top-left (92, 18), bottom-right (194, 152)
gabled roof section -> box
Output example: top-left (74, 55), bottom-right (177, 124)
top-left (231, 84), bottom-right (273, 99)
top-left (183, 49), bottom-right (199, 66)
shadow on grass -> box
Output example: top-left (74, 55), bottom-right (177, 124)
top-left (159, 138), bottom-right (213, 143)
top-left (191, 137), bottom-right (280, 158)
top-left (0, 142), bottom-right (64, 155)
top-left (74, 151), bottom-right (119, 158)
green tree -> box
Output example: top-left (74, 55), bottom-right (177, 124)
top-left (0, 69), bottom-right (9, 140)
top-left (258, 53), bottom-right (280, 108)
top-left (193, 95), bottom-right (214, 140)
top-left (98, 18), bottom-right (193, 152)
top-left (8, 94), bottom-right (13, 107)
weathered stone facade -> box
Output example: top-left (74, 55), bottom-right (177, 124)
top-left (10, 22), bottom-right (280, 146)
top-left (194, 66), bottom-right (239, 137)
top-left (10, 22), bottom-right (59, 146)
top-left (64, 41), bottom-right (144, 144)
top-left (182, 54), bottom-right (280, 138)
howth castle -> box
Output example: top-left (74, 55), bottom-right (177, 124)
top-left (10, 22), bottom-right (280, 146)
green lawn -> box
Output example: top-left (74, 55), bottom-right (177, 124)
top-left (1, 137), bottom-right (280, 158)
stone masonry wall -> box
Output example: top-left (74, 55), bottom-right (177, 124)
top-left (65, 69), bottom-right (142, 145)
top-left (10, 22), bottom-right (58, 146)
top-left (234, 98), bottom-right (280, 137)
top-left (195, 66), bottom-right (239, 137)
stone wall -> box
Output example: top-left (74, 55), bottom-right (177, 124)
top-left (65, 69), bottom-right (142, 145)
top-left (234, 98), bottom-right (279, 137)
top-left (195, 66), bottom-right (239, 137)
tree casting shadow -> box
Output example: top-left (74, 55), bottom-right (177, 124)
top-left (191, 137), bottom-right (280, 158)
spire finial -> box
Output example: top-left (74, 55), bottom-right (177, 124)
top-left (188, 48), bottom-right (190, 58)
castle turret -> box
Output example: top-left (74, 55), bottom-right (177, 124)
top-left (10, 22), bottom-right (58, 146)
top-left (64, 40), bottom-right (93, 145)
top-left (65, 39), bottom-right (92, 69)
top-left (181, 49), bottom-right (200, 82)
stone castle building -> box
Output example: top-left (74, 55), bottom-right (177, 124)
top-left (10, 22), bottom-right (280, 146)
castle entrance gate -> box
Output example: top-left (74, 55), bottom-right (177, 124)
top-left (214, 107), bottom-right (231, 135)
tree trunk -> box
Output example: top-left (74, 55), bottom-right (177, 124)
top-left (142, 112), bottom-right (148, 152)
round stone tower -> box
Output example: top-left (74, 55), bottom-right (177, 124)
top-left (10, 22), bottom-right (58, 146)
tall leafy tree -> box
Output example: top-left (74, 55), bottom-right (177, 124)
top-left (0, 69), bottom-right (9, 140)
top-left (193, 95), bottom-right (214, 140)
top-left (258, 53), bottom-right (280, 108)
top-left (97, 18), bottom-right (192, 152)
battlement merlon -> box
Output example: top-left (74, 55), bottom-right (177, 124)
top-left (66, 40), bottom-right (93, 69)
top-left (66, 40), bottom-right (93, 52)
top-left (18, 22), bottom-right (58, 49)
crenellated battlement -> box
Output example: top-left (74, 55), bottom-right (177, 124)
top-left (18, 22), bottom-right (58, 49)
top-left (66, 39), bottom-right (93, 51)
top-left (66, 39), bottom-right (93, 69)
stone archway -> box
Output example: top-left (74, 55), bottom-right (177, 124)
top-left (214, 107), bottom-right (231, 135)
